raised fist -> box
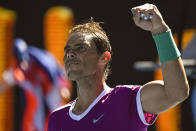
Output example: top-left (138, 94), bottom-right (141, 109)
top-left (131, 3), bottom-right (169, 34)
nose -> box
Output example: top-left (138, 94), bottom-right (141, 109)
top-left (66, 51), bottom-right (76, 59)
top-left (64, 51), bottom-right (76, 66)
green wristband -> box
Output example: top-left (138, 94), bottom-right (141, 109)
top-left (152, 29), bottom-right (181, 63)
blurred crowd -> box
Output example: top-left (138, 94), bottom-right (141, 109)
top-left (0, 38), bottom-right (71, 131)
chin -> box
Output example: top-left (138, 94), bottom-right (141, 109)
top-left (67, 71), bottom-right (82, 81)
top-left (67, 75), bottom-right (77, 81)
top-left (66, 68), bottom-right (97, 81)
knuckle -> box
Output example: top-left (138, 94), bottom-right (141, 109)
top-left (150, 4), bottom-right (154, 6)
top-left (153, 5), bottom-right (157, 9)
top-left (148, 8), bottom-right (154, 12)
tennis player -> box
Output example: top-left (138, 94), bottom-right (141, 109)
top-left (48, 3), bottom-right (189, 131)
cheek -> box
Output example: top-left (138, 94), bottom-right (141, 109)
top-left (63, 56), bottom-right (66, 65)
top-left (83, 55), bottom-right (99, 70)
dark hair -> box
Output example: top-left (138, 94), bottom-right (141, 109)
top-left (69, 18), bottom-right (112, 79)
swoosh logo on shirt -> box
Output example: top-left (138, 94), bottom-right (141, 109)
top-left (93, 114), bottom-right (104, 123)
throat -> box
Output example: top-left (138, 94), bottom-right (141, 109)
top-left (72, 104), bottom-right (89, 115)
top-left (72, 88), bottom-right (104, 115)
top-left (72, 97), bottom-right (95, 115)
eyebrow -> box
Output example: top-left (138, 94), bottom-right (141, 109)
top-left (64, 46), bottom-right (70, 51)
top-left (64, 43), bottom-right (88, 51)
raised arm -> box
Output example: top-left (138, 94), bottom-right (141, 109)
top-left (131, 3), bottom-right (189, 114)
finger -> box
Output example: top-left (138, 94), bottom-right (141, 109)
top-left (145, 6), bottom-right (157, 16)
top-left (144, 10), bottom-right (154, 20)
top-left (144, 6), bottom-right (162, 20)
top-left (131, 8), bottom-right (137, 16)
top-left (131, 7), bottom-right (141, 16)
top-left (152, 4), bottom-right (158, 11)
top-left (132, 4), bottom-right (156, 22)
top-left (134, 3), bottom-right (152, 10)
top-left (152, 5), bottom-right (162, 16)
top-left (142, 9), bottom-right (154, 20)
top-left (139, 10), bottom-right (151, 20)
top-left (132, 10), bottom-right (141, 25)
top-left (139, 5), bottom-right (157, 20)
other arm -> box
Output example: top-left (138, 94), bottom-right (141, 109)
top-left (131, 3), bottom-right (189, 114)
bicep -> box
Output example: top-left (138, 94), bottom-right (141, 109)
top-left (141, 80), bottom-right (180, 114)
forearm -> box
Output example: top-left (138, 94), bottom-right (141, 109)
top-left (162, 58), bottom-right (189, 101)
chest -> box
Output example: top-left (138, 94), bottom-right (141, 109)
top-left (55, 98), bottom-right (145, 131)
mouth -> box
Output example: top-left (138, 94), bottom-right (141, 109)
top-left (65, 61), bottom-right (80, 76)
top-left (68, 63), bottom-right (79, 67)
top-left (66, 61), bottom-right (79, 68)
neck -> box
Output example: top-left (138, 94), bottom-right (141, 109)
top-left (73, 73), bottom-right (106, 115)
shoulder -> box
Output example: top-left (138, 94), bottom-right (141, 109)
top-left (113, 85), bottom-right (142, 94)
top-left (112, 85), bottom-right (158, 126)
top-left (107, 85), bottom-right (142, 103)
top-left (53, 103), bottom-right (71, 112)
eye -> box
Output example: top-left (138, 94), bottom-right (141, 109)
top-left (63, 55), bottom-right (66, 62)
top-left (77, 46), bottom-right (86, 52)
top-left (64, 48), bottom-right (70, 55)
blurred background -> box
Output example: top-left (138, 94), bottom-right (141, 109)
top-left (0, 0), bottom-right (196, 130)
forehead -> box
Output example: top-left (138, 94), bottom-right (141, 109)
top-left (66, 32), bottom-right (95, 47)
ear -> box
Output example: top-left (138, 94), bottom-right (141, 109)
top-left (98, 51), bottom-right (111, 63)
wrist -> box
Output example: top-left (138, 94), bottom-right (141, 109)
top-left (151, 22), bottom-right (169, 35)
top-left (152, 29), bottom-right (181, 63)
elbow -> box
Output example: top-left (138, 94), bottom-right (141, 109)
top-left (175, 83), bottom-right (190, 102)
top-left (168, 83), bottom-right (190, 103)
top-left (182, 83), bottom-right (190, 100)
top-left (180, 88), bottom-right (189, 102)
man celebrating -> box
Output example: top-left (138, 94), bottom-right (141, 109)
top-left (48, 3), bottom-right (189, 131)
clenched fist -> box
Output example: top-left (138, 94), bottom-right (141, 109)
top-left (131, 3), bottom-right (169, 34)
